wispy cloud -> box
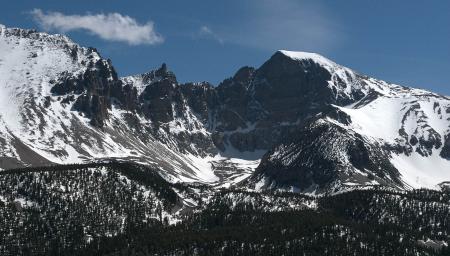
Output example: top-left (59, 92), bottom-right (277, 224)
top-left (30, 9), bottom-right (163, 45)
top-left (200, 0), bottom-right (341, 53)
top-left (198, 26), bottom-right (224, 44)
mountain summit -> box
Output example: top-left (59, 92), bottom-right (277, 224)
top-left (0, 25), bottom-right (449, 193)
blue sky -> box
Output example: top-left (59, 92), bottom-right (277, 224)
top-left (1, 0), bottom-right (449, 95)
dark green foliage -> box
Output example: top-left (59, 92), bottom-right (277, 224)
top-left (0, 164), bottom-right (449, 255)
top-left (82, 189), bottom-right (450, 256)
top-left (0, 162), bottom-right (179, 255)
top-left (319, 189), bottom-right (450, 241)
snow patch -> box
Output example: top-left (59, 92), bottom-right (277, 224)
top-left (391, 152), bottom-right (450, 189)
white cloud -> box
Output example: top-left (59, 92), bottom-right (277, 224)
top-left (30, 9), bottom-right (163, 45)
top-left (198, 26), bottom-right (224, 44)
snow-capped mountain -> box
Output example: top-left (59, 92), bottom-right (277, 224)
top-left (251, 51), bottom-right (450, 193)
top-left (0, 24), bottom-right (449, 193)
top-left (0, 24), bottom-right (259, 186)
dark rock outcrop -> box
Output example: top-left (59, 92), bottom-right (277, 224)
top-left (51, 58), bottom-right (136, 126)
top-left (440, 134), bottom-right (450, 159)
top-left (50, 50), bottom-right (374, 151)
top-left (251, 113), bottom-right (402, 192)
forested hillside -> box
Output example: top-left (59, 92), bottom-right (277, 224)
top-left (0, 163), bottom-right (448, 255)
top-left (0, 162), bottom-right (197, 255)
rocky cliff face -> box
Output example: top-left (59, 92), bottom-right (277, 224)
top-left (249, 107), bottom-right (403, 193)
top-left (1, 24), bottom-right (450, 193)
top-left (120, 51), bottom-right (376, 154)
top-left (50, 49), bottom-right (138, 127)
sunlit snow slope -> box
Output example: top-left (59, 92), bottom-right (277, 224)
top-left (338, 93), bottom-right (450, 189)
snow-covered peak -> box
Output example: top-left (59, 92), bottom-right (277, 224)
top-left (275, 50), bottom-right (372, 102)
top-left (0, 24), bottom-right (113, 153)
top-left (278, 50), bottom-right (447, 101)
top-left (277, 50), bottom-right (356, 81)
top-left (1, 24), bottom-right (76, 49)
top-left (278, 50), bottom-right (341, 69)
